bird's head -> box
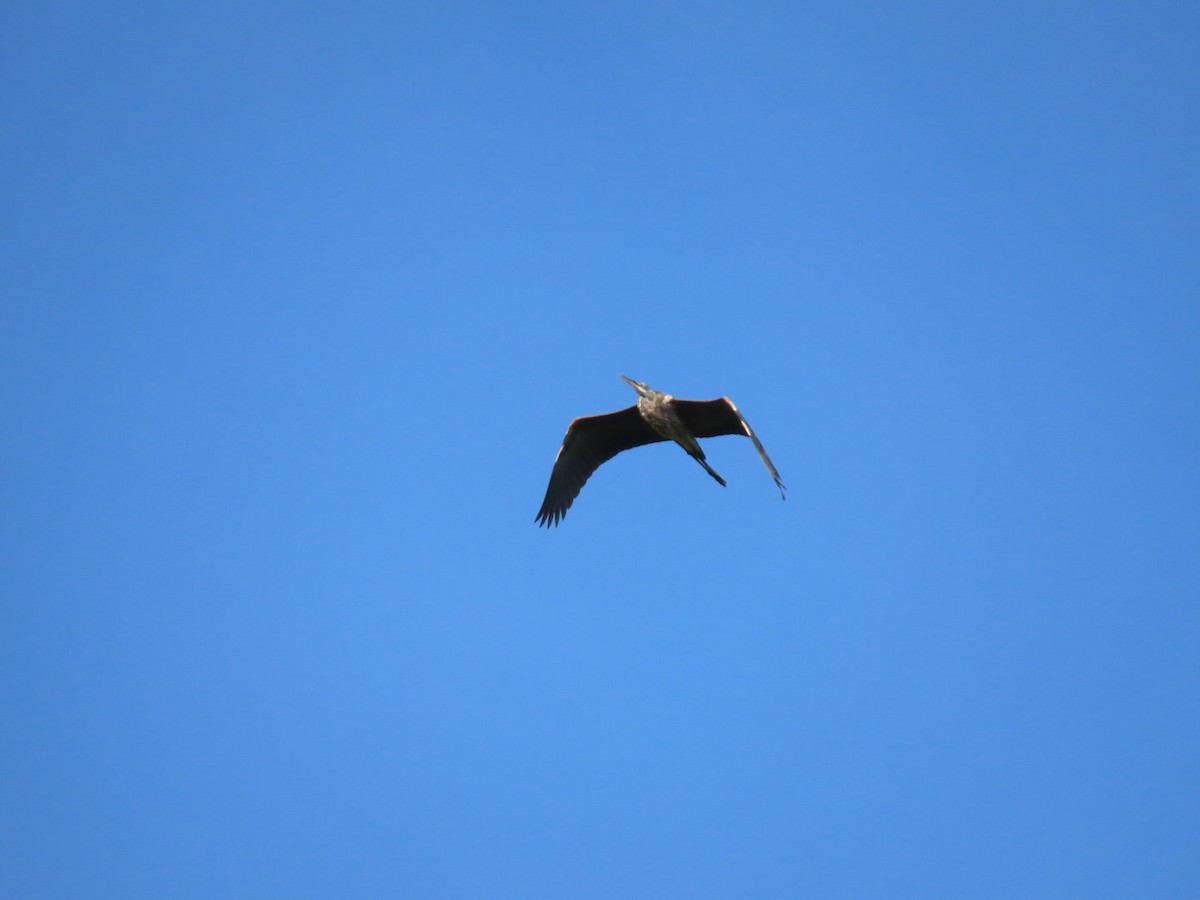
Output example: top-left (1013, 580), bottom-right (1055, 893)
top-left (619, 374), bottom-right (652, 397)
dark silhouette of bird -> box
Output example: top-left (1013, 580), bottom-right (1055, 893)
top-left (535, 375), bottom-right (786, 527)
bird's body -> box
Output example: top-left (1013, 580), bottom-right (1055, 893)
top-left (535, 375), bottom-right (785, 527)
top-left (630, 385), bottom-right (730, 487)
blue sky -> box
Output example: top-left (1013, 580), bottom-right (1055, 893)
top-left (3, 1), bottom-right (1198, 896)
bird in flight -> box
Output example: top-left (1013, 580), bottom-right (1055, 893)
top-left (536, 375), bottom-right (786, 527)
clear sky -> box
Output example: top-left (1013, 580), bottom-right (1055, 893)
top-left (3, 1), bottom-right (1198, 896)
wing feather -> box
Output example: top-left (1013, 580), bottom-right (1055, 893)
top-left (535, 406), bottom-right (663, 526)
top-left (671, 397), bottom-right (786, 499)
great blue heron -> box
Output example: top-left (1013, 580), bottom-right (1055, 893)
top-left (535, 375), bottom-right (786, 527)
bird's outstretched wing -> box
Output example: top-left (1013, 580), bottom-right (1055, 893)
top-left (671, 397), bottom-right (786, 498)
top-left (535, 406), bottom-right (664, 527)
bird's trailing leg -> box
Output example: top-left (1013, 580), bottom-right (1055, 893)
top-left (691, 453), bottom-right (727, 487)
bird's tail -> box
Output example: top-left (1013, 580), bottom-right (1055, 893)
top-left (692, 455), bottom-right (727, 487)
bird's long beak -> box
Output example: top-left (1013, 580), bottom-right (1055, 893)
top-left (619, 374), bottom-right (647, 396)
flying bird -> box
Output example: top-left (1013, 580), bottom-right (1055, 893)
top-left (535, 375), bottom-right (786, 527)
